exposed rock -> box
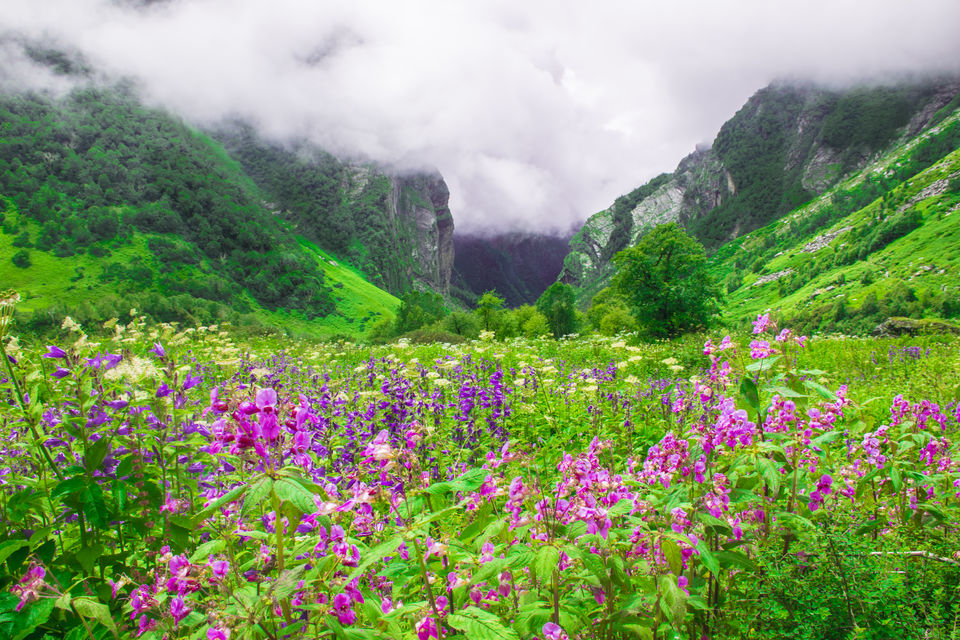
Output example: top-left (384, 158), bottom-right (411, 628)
top-left (873, 317), bottom-right (960, 337)
top-left (752, 268), bottom-right (794, 287)
top-left (801, 226), bottom-right (853, 253)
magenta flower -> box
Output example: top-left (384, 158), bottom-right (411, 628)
top-left (752, 313), bottom-right (770, 334)
top-left (543, 622), bottom-right (569, 640)
top-left (207, 627), bottom-right (231, 640)
top-left (170, 595), bottom-right (191, 628)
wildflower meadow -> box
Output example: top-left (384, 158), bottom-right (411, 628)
top-left (1, 295), bottom-right (959, 640)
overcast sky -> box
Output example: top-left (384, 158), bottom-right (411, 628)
top-left (3, 0), bottom-right (960, 234)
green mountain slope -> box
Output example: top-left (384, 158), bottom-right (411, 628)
top-left (0, 85), bottom-right (402, 337)
top-left (712, 109), bottom-right (960, 334)
top-left (561, 77), bottom-right (960, 305)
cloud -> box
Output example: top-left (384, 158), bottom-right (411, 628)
top-left (3, 0), bottom-right (960, 233)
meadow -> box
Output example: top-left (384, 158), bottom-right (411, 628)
top-left (1, 298), bottom-right (959, 640)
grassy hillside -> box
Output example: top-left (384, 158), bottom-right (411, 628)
top-left (0, 84), bottom-right (404, 338)
top-left (710, 110), bottom-right (960, 334)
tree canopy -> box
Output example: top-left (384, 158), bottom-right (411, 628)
top-left (611, 223), bottom-right (720, 337)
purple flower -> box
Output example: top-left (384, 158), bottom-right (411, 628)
top-left (150, 342), bottom-right (166, 359)
top-left (207, 628), bottom-right (231, 640)
top-left (183, 374), bottom-right (203, 391)
top-left (170, 595), bottom-right (191, 628)
top-left (543, 622), bottom-right (569, 640)
top-left (42, 345), bottom-right (67, 359)
top-left (51, 367), bottom-right (71, 379)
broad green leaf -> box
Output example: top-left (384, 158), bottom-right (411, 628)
top-left (695, 540), bottom-right (719, 576)
top-left (193, 484), bottom-right (249, 524)
top-left (51, 476), bottom-right (87, 499)
top-left (242, 476), bottom-right (274, 514)
top-left (854, 519), bottom-right (886, 535)
top-left (763, 385), bottom-right (807, 399)
top-left (346, 536), bottom-right (404, 582)
top-left (75, 543), bottom-right (103, 574)
top-left (757, 458), bottom-right (781, 499)
top-left (274, 478), bottom-right (317, 515)
top-left (715, 550), bottom-right (757, 572)
top-left (803, 379), bottom-right (836, 401)
top-left (739, 377), bottom-right (759, 411)
top-left (189, 539), bottom-right (226, 563)
top-left (447, 606), bottom-right (520, 640)
top-left (532, 545), bottom-right (560, 583)
top-left (657, 575), bottom-right (687, 624)
top-left (0, 540), bottom-right (29, 565)
top-left (70, 597), bottom-right (116, 634)
top-left (661, 538), bottom-right (682, 576)
top-left (84, 438), bottom-right (110, 474)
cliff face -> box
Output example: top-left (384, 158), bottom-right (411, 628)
top-left (215, 124), bottom-right (455, 297)
top-left (561, 77), bottom-right (960, 300)
top-left (391, 172), bottom-right (454, 296)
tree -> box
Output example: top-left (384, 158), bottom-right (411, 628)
top-left (475, 291), bottom-right (505, 331)
top-left (611, 223), bottom-right (720, 337)
top-left (536, 282), bottom-right (577, 339)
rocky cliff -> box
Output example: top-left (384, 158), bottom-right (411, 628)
top-left (215, 125), bottom-right (455, 297)
top-left (560, 77), bottom-right (960, 300)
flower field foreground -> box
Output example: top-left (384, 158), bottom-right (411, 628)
top-left (1, 309), bottom-right (959, 639)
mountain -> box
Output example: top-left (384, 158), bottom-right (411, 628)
top-left (561, 77), bottom-right (960, 305)
top-left (0, 77), bottom-right (454, 336)
top-left (212, 124), bottom-right (454, 297)
top-left (451, 232), bottom-right (571, 307)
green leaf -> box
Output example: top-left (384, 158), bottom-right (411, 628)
top-left (661, 537), bottom-right (683, 576)
top-left (715, 550), bottom-right (757, 571)
top-left (757, 458), bottom-right (781, 499)
top-left (695, 540), bottom-right (719, 576)
top-left (532, 545), bottom-right (560, 583)
top-left (242, 476), bottom-right (274, 514)
top-left (71, 597), bottom-right (116, 634)
top-left (855, 519), bottom-right (886, 535)
top-left (763, 385), bottom-right (807, 399)
top-left (346, 536), bottom-right (404, 583)
top-left (193, 484), bottom-right (249, 524)
top-left (803, 379), bottom-right (836, 401)
top-left (739, 377), bottom-right (759, 411)
top-left (76, 543), bottom-right (103, 574)
top-left (657, 574), bottom-right (687, 624)
top-left (746, 355), bottom-right (781, 372)
top-left (447, 606), bottom-right (520, 640)
top-left (84, 438), bottom-right (110, 474)
top-left (0, 540), bottom-right (29, 565)
top-left (579, 551), bottom-right (607, 585)
top-left (189, 539), bottom-right (226, 563)
top-left (51, 476), bottom-right (87, 499)
top-left (274, 478), bottom-right (317, 516)
top-left (890, 467), bottom-right (902, 493)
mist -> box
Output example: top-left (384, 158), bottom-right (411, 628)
top-left (4, 0), bottom-right (960, 234)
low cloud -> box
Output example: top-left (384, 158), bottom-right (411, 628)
top-left (4, 0), bottom-right (960, 233)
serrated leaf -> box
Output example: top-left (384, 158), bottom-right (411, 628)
top-left (193, 484), bottom-right (249, 524)
top-left (855, 519), bottom-right (886, 535)
top-left (346, 536), bottom-right (404, 582)
top-left (51, 476), bottom-right (87, 499)
top-left (76, 543), bottom-right (103, 574)
top-left (532, 545), bottom-right (560, 583)
top-left (242, 476), bottom-right (274, 514)
top-left (447, 606), bottom-right (519, 640)
top-left (763, 385), bottom-right (807, 399)
top-left (661, 538), bottom-right (682, 576)
top-left (757, 458), bottom-right (781, 499)
top-left (803, 379), bottom-right (836, 401)
top-left (84, 438), bottom-right (110, 474)
top-left (715, 550), bottom-right (757, 571)
top-left (739, 377), bottom-right (759, 411)
top-left (189, 539), bottom-right (225, 563)
top-left (695, 540), bottom-right (719, 576)
top-left (274, 478), bottom-right (317, 516)
top-left (71, 597), bottom-right (116, 633)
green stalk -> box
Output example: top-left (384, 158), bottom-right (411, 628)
top-left (1, 342), bottom-right (65, 482)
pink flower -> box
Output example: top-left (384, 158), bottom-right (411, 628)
top-left (752, 313), bottom-right (770, 334)
top-left (543, 622), bottom-right (569, 640)
top-left (207, 627), bottom-right (231, 640)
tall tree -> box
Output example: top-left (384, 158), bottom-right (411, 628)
top-left (612, 223), bottom-right (720, 337)
top-left (536, 283), bottom-right (577, 339)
